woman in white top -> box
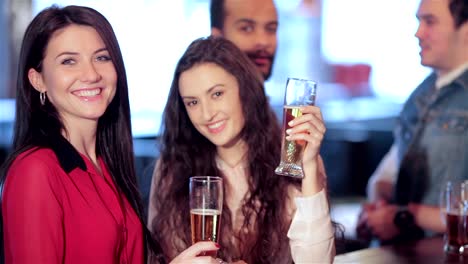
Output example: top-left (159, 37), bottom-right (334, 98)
top-left (148, 36), bottom-right (335, 264)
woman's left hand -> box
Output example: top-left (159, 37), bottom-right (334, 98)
top-left (286, 105), bottom-right (325, 165)
top-left (286, 105), bottom-right (326, 195)
top-left (169, 242), bottom-right (221, 264)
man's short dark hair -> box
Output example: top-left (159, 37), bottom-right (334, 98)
top-left (449, 0), bottom-right (468, 28)
top-left (210, 0), bottom-right (224, 29)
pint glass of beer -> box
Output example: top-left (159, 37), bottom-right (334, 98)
top-left (275, 78), bottom-right (317, 178)
top-left (189, 176), bottom-right (223, 257)
top-left (441, 180), bottom-right (468, 255)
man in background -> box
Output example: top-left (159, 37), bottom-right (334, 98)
top-left (210, 0), bottom-right (278, 81)
top-left (357, 0), bottom-right (468, 243)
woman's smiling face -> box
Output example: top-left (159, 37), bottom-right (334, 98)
top-left (29, 24), bottom-right (117, 127)
top-left (179, 62), bottom-right (245, 149)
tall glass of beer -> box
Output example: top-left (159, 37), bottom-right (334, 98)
top-left (189, 176), bottom-right (223, 257)
top-left (441, 180), bottom-right (468, 255)
top-left (275, 78), bottom-right (317, 178)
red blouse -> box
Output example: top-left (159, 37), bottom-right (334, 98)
top-left (2, 146), bottom-right (144, 264)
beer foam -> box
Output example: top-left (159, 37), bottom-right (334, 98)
top-left (190, 208), bottom-right (221, 215)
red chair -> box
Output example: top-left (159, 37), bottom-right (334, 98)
top-left (332, 63), bottom-right (372, 97)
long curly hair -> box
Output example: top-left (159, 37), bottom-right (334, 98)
top-left (151, 36), bottom-right (300, 263)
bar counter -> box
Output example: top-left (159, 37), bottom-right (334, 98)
top-left (334, 235), bottom-right (468, 263)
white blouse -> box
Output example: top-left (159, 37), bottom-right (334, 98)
top-left (148, 157), bottom-right (335, 263)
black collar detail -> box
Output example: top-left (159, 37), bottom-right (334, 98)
top-left (49, 136), bottom-right (87, 173)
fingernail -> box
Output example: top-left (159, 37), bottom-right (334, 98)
top-left (285, 135), bottom-right (291, 140)
top-left (215, 243), bottom-right (221, 248)
top-left (286, 129), bottom-right (291, 134)
top-left (288, 121), bottom-right (294, 126)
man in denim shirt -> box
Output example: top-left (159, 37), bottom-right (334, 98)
top-left (357, 0), bottom-right (468, 243)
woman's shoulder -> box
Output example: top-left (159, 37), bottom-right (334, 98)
top-left (7, 147), bottom-right (61, 182)
top-left (3, 148), bottom-right (64, 215)
top-left (283, 183), bottom-right (301, 215)
top-left (11, 147), bottom-right (59, 168)
top-left (286, 183), bottom-right (301, 196)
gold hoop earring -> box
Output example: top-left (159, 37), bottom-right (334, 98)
top-left (40, 91), bottom-right (46, 105)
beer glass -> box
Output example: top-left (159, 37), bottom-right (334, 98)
top-left (275, 78), bottom-right (317, 178)
top-left (189, 176), bottom-right (223, 257)
top-left (441, 180), bottom-right (468, 255)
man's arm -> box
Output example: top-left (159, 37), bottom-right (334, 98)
top-left (356, 144), bottom-right (398, 240)
top-left (408, 203), bottom-right (446, 233)
top-left (367, 144), bottom-right (398, 202)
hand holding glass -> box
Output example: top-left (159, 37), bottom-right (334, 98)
top-left (275, 78), bottom-right (317, 178)
top-left (189, 176), bottom-right (223, 257)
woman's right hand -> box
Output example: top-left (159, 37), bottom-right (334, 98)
top-left (169, 241), bottom-right (222, 264)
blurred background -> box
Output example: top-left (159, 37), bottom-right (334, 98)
top-left (0, 0), bottom-right (431, 252)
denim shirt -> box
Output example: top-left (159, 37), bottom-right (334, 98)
top-left (394, 69), bottom-right (468, 206)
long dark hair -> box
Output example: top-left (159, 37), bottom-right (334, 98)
top-left (0, 5), bottom-right (159, 261)
top-left (151, 36), bottom-right (300, 263)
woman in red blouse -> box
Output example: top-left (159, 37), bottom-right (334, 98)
top-left (0, 5), bottom-right (221, 264)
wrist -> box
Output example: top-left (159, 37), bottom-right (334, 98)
top-left (393, 206), bottom-right (416, 231)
